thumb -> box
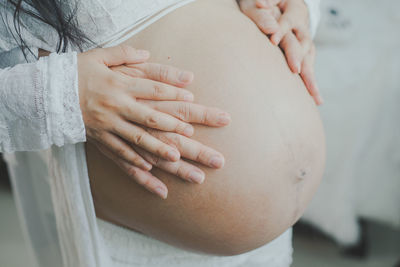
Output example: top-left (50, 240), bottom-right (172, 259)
top-left (100, 45), bottom-right (150, 67)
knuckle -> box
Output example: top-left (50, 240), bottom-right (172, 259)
top-left (126, 165), bottom-right (138, 177)
top-left (196, 148), bottom-right (209, 163)
top-left (133, 132), bottom-right (145, 145)
top-left (177, 103), bottom-right (192, 121)
top-left (152, 83), bottom-right (165, 98)
top-left (158, 65), bottom-right (170, 81)
top-left (145, 112), bottom-right (159, 127)
top-left (199, 109), bottom-right (208, 124)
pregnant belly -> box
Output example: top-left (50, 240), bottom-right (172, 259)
top-left (86, 0), bottom-right (325, 256)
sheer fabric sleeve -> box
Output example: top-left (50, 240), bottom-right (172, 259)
top-left (0, 47), bottom-right (39, 68)
top-left (0, 52), bottom-right (86, 153)
top-left (303, 0), bottom-right (321, 38)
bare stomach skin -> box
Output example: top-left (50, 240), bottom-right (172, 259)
top-left (86, 0), bottom-right (326, 256)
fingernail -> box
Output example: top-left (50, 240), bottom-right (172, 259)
top-left (154, 187), bottom-right (168, 199)
top-left (179, 71), bottom-right (194, 83)
top-left (209, 155), bottom-right (224, 168)
top-left (183, 93), bottom-right (194, 102)
top-left (317, 95), bottom-right (324, 105)
top-left (188, 171), bottom-right (205, 184)
top-left (296, 62), bottom-right (301, 74)
top-left (167, 150), bottom-right (180, 161)
top-left (137, 50), bottom-right (150, 58)
top-left (217, 112), bottom-right (231, 126)
top-left (272, 34), bottom-right (280, 45)
top-left (183, 125), bottom-right (194, 136)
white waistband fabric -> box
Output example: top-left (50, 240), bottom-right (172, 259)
top-left (97, 219), bottom-right (293, 267)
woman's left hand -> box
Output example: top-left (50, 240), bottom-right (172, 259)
top-left (238, 0), bottom-right (323, 105)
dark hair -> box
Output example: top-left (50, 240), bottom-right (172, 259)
top-left (5, 0), bottom-right (92, 58)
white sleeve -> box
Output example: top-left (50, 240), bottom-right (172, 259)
top-left (0, 47), bottom-right (39, 68)
top-left (303, 0), bottom-right (321, 38)
top-left (0, 52), bottom-right (86, 153)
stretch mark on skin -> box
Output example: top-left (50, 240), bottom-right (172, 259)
top-left (271, 109), bottom-right (307, 223)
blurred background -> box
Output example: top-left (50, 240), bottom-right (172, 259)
top-left (1, 0), bottom-right (399, 266)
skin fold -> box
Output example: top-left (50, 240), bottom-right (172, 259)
top-left (86, 0), bottom-right (326, 256)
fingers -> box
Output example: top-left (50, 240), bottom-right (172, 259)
top-left (271, 12), bottom-right (293, 45)
top-left (280, 31), bottom-right (322, 105)
top-left (295, 28), bottom-right (313, 57)
top-left (119, 99), bottom-right (195, 136)
top-left (256, 8), bottom-right (280, 34)
top-left (137, 100), bottom-right (231, 127)
top-left (147, 130), bottom-right (225, 169)
top-left (117, 160), bottom-right (168, 199)
top-left (123, 164), bottom-right (168, 199)
top-left (136, 63), bottom-right (194, 88)
top-left (243, 6), bottom-right (280, 35)
top-left (135, 147), bottom-right (206, 184)
top-left (98, 45), bottom-right (150, 66)
top-left (95, 132), bottom-right (152, 171)
top-left (280, 32), bottom-right (303, 73)
top-left (300, 45), bottom-right (323, 105)
top-left (123, 77), bottom-right (194, 102)
top-left (112, 63), bottom-right (194, 88)
top-left (113, 120), bottom-right (181, 162)
top-left (91, 140), bottom-right (168, 199)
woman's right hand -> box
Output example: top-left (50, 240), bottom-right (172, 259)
top-left (238, 0), bottom-right (323, 106)
top-left (78, 44), bottom-right (231, 198)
